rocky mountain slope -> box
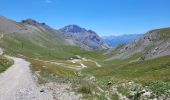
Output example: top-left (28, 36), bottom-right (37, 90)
top-left (106, 27), bottom-right (170, 60)
top-left (59, 25), bottom-right (109, 50)
top-left (102, 34), bottom-right (142, 47)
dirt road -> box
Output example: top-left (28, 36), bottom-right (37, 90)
top-left (0, 56), bottom-right (53, 100)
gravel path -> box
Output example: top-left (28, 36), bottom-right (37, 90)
top-left (0, 56), bottom-right (53, 100)
top-left (0, 55), bottom-right (81, 100)
top-left (0, 34), bottom-right (81, 100)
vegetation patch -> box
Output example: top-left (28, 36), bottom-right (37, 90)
top-left (144, 81), bottom-right (170, 98)
top-left (0, 55), bottom-right (13, 73)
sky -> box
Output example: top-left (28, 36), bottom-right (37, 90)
top-left (0, 0), bottom-right (170, 36)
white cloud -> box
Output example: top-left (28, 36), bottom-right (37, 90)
top-left (45, 0), bottom-right (52, 3)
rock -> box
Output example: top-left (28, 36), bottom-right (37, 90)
top-left (112, 87), bottom-right (117, 93)
top-left (141, 91), bottom-right (151, 97)
top-left (144, 92), bottom-right (151, 96)
top-left (41, 23), bottom-right (46, 26)
top-left (139, 89), bottom-right (146, 94)
top-left (75, 55), bottom-right (81, 59)
top-left (128, 91), bottom-right (137, 98)
top-left (32, 96), bottom-right (36, 98)
top-left (40, 89), bottom-right (45, 93)
top-left (107, 81), bottom-right (112, 85)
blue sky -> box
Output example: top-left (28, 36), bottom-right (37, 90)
top-left (0, 0), bottom-right (170, 36)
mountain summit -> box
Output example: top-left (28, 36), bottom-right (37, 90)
top-left (59, 25), bottom-right (86, 33)
top-left (21, 19), bottom-right (47, 27)
top-left (59, 25), bottom-right (110, 50)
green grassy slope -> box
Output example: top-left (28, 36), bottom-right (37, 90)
top-left (85, 55), bottom-right (170, 82)
top-left (80, 55), bottom-right (170, 99)
top-left (0, 55), bottom-right (13, 73)
top-left (0, 32), bottom-right (104, 61)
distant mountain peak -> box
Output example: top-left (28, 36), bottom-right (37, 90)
top-left (21, 18), bottom-right (37, 24)
top-left (59, 25), bottom-right (110, 50)
top-left (59, 24), bottom-right (87, 33)
top-left (87, 30), bottom-right (96, 34)
top-left (0, 16), bottom-right (7, 19)
top-left (21, 19), bottom-right (46, 26)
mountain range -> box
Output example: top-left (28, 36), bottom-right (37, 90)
top-left (0, 16), bottom-right (109, 57)
top-left (1, 16), bottom-right (170, 61)
top-left (1, 16), bottom-right (170, 99)
top-left (105, 27), bottom-right (170, 60)
top-left (102, 34), bottom-right (142, 47)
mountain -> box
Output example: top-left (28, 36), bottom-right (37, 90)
top-left (105, 27), bottom-right (170, 60)
top-left (1, 16), bottom-right (170, 100)
top-left (0, 16), bottom-right (109, 60)
top-left (59, 25), bottom-right (110, 50)
top-left (0, 16), bottom-right (89, 60)
top-left (0, 16), bottom-right (67, 44)
top-left (102, 34), bottom-right (142, 47)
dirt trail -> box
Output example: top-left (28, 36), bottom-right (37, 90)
top-left (0, 33), bottom-right (81, 100)
top-left (0, 56), bottom-right (53, 100)
top-left (0, 55), bottom-right (81, 100)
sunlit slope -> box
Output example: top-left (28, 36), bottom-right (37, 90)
top-left (105, 27), bottom-right (170, 61)
top-left (0, 17), bottom-right (104, 61)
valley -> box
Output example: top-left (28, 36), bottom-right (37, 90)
top-left (0, 16), bottom-right (170, 100)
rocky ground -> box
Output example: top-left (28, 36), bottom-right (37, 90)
top-left (40, 83), bottom-right (82, 100)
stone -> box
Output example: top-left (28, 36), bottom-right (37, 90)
top-left (40, 89), bottom-right (45, 92)
top-left (107, 81), bottom-right (112, 85)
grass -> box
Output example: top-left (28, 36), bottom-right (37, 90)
top-left (0, 32), bottom-right (104, 61)
top-left (29, 58), bottom-right (78, 83)
top-left (0, 31), bottom-right (108, 99)
top-left (1, 27), bottom-right (170, 99)
top-left (144, 81), bottom-right (170, 97)
top-left (84, 55), bottom-right (170, 82)
top-left (81, 55), bottom-right (170, 98)
top-left (77, 85), bottom-right (92, 94)
top-left (1, 32), bottom-right (170, 99)
top-left (117, 86), bottom-right (129, 96)
top-left (104, 44), bottom-right (125, 59)
top-left (0, 55), bottom-right (13, 73)
top-left (111, 94), bottom-right (119, 100)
